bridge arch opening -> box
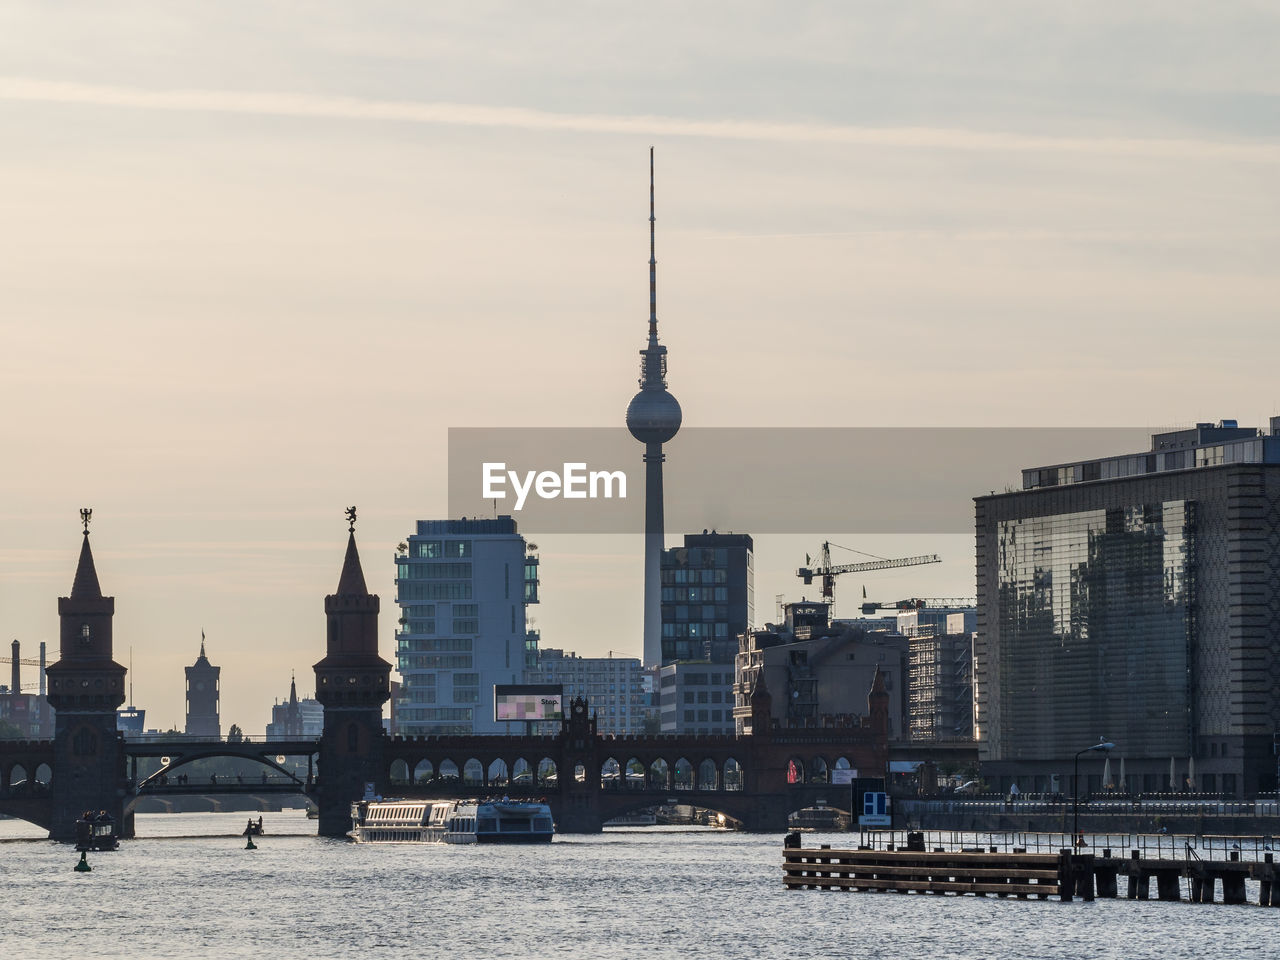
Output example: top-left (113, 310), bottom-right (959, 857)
top-left (673, 758), bottom-right (693, 791)
top-left (835, 756), bottom-right (852, 772)
top-left (512, 758), bottom-right (532, 786)
top-left (439, 759), bottom-right (459, 783)
top-left (624, 758), bottom-right (645, 791)
top-left (9, 763), bottom-right (27, 794)
top-left (724, 757), bottom-right (743, 791)
top-left (537, 758), bottom-right (557, 786)
top-left (601, 756), bottom-right (620, 789)
top-left (390, 759), bottom-right (410, 785)
top-left (697, 758), bottom-right (718, 791)
top-left (488, 759), bottom-right (509, 786)
top-left (34, 763), bottom-right (52, 787)
top-left (648, 758), bottom-right (670, 791)
top-left (809, 757), bottom-right (829, 784)
top-left (574, 763), bottom-right (585, 784)
top-left (787, 758), bottom-right (805, 784)
top-left (462, 759), bottom-right (484, 786)
top-left (414, 759), bottom-right (434, 784)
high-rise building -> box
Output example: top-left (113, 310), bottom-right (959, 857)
top-left (184, 636), bottom-right (221, 738)
top-left (660, 532), bottom-right (754, 664)
top-left (626, 149), bottom-right (682, 668)
top-left (394, 516), bottom-right (540, 735)
top-left (530, 648), bottom-right (645, 736)
top-left (975, 418), bottom-right (1280, 797)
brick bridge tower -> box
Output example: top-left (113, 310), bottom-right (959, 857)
top-left (44, 510), bottom-right (129, 840)
top-left (313, 508), bottom-right (391, 837)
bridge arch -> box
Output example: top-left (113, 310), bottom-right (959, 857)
top-left (697, 758), bottom-right (718, 791)
top-left (601, 756), bottom-right (620, 790)
top-left (8, 763), bottom-right (28, 794)
top-left (512, 757), bottom-right (532, 785)
top-left (136, 750), bottom-right (305, 790)
top-left (809, 757), bottom-right (829, 784)
top-left (724, 757), bottom-right (743, 791)
top-left (648, 758), bottom-right (670, 791)
top-left (625, 758), bottom-right (645, 791)
top-left (438, 758), bottom-right (459, 782)
top-left (537, 757), bottom-right (557, 786)
top-left (673, 758), bottom-right (693, 790)
top-left (414, 759), bottom-right (434, 783)
top-left (488, 759), bottom-right (509, 786)
top-left (462, 758), bottom-right (484, 786)
top-left (390, 759), bottom-right (410, 785)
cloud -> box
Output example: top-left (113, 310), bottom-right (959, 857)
top-left (2, 76), bottom-right (1277, 162)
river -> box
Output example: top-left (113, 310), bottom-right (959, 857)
top-left (1, 813), bottom-right (1272, 959)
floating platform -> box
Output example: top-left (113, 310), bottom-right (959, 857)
top-left (783, 839), bottom-right (1280, 905)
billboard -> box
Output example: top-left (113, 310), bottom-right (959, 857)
top-left (495, 684), bottom-right (564, 723)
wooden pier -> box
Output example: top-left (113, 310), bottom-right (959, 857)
top-left (784, 840), bottom-right (1280, 906)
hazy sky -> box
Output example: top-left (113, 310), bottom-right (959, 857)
top-left (2, 2), bottom-right (1278, 732)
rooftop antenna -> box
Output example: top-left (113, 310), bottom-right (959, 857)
top-left (128, 646), bottom-right (134, 709)
top-left (648, 145), bottom-right (657, 346)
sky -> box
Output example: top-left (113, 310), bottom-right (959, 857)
top-left (2, 2), bottom-right (1278, 732)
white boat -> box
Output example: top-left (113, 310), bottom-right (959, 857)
top-left (350, 798), bottom-right (554, 844)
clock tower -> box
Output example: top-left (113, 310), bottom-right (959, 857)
top-left (184, 636), bottom-right (221, 737)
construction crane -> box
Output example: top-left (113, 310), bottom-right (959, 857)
top-left (861, 597), bottom-right (976, 616)
top-left (796, 541), bottom-right (940, 606)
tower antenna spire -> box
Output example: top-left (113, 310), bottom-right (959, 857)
top-left (649, 146), bottom-right (657, 345)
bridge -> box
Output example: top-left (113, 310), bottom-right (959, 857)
top-left (0, 516), bottom-right (889, 838)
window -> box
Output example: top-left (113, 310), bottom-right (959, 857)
top-left (452, 619), bottom-right (479, 634)
top-left (454, 604), bottom-right (478, 617)
top-left (414, 541), bottom-right (442, 558)
top-left (444, 541), bottom-right (472, 558)
top-left (398, 582), bottom-right (472, 601)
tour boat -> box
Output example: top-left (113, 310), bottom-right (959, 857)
top-left (350, 798), bottom-right (555, 844)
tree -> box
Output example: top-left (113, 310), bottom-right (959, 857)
top-left (227, 723), bottom-right (244, 743)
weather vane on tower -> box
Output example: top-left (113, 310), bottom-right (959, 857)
top-left (346, 505), bottom-right (358, 532)
top-left (80, 507), bottom-right (92, 535)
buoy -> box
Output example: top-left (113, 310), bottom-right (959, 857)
top-left (74, 851), bottom-right (92, 872)
top-left (245, 836), bottom-right (256, 850)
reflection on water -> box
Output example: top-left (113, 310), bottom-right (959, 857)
top-left (1, 814), bottom-right (1272, 959)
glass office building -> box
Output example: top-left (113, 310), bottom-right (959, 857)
top-left (976, 419), bottom-right (1280, 796)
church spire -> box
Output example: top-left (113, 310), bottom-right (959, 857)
top-left (70, 508), bottom-right (102, 599)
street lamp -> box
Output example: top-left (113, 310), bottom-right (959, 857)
top-left (1073, 740), bottom-right (1115, 843)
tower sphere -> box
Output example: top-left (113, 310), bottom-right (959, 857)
top-left (627, 387), bottom-right (682, 444)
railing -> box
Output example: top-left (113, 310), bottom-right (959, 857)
top-left (848, 829), bottom-right (1279, 863)
top-left (906, 793), bottom-right (1275, 816)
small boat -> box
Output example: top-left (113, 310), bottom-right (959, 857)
top-left (74, 813), bottom-right (120, 851)
top-left (350, 798), bottom-right (554, 844)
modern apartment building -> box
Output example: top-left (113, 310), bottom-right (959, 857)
top-left (394, 516), bottom-right (539, 735)
top-left (976, 419), bottom-right (1280, 796)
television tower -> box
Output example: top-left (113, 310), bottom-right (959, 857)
top-left (626, 148), bottom-right (682, 667)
